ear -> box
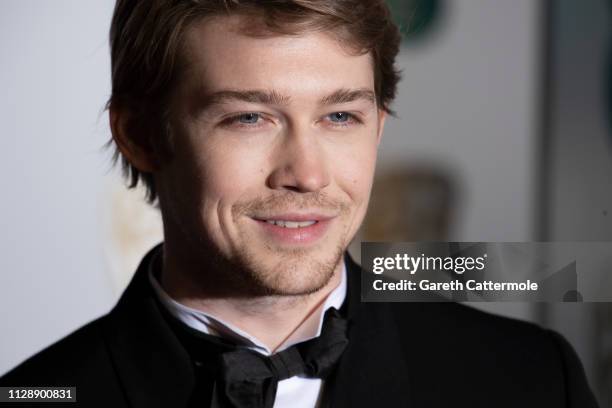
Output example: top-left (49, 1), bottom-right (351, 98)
top-left (109, 104), bottom-right (158, 173)
top-left (376, 109), bottom-right (387, 147)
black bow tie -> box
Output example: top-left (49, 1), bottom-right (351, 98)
top-left (211, 307), bottom-right (349, 408)
top-left (164, 305), bottom-right (349, 408)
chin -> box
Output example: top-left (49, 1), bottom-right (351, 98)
top-left (238, 244), bottom-right (345, 296)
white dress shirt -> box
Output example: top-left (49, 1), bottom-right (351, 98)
top-left (148, 252), bottom-right (347, 408)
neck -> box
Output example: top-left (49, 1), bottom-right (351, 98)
top-left (158, 241), bottom-right (344, 352)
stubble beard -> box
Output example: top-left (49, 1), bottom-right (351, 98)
top-left (229, 242), bottom-right (346, 297)
top-left (221, 191), bottom-right (352, 297)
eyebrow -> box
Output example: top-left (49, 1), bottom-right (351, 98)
top-left (204, 89), bottom-right (291, 107)
top-left (319, 88), bottom-right (376, 106)
top-left (196, 87), bottom-right (376, 111)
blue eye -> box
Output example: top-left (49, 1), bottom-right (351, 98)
top-left (238, 113), bottom-right (260, 124)
top-left (329, 112), bottom-right (350, 122)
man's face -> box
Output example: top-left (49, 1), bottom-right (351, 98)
top-left (156, 15), bottom-right (385, 295)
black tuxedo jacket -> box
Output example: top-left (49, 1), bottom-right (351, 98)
top-left (1, 244), bottom-right (599, 407)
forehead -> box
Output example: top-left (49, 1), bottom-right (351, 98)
top-left (178, 15), bottom-right (375, 97)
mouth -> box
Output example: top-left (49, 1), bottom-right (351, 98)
top-left (262, 219), bottom-right (318, 228)
top-left (251, 214), bottom-right (334, 244)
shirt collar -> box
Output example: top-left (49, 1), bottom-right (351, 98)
top-left (148, 248), bottom-right (347, 356)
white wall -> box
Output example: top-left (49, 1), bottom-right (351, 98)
top-left (380, 0), bottom-right (539, 242)
top-left (378, 0), bottom-right (539, 322)
top-left (0, 1), bottom-right (117, 374)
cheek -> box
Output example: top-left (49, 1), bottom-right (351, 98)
top-left (333, 133), bottom-right (378, 203)
top-left (195, 141), bottom-right (268, 213)
top-left (332, 143), bottom-right (376, 244)
top-left (186, 141), bottom-right (268, 252)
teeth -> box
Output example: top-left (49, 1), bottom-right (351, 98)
top-left (265, 220), bottom-right (317, 228)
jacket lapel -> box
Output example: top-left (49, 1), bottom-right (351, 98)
top-left (324, 254), bottom-right (414, 408)
top-left (101, 243), bottom-right (195, 408)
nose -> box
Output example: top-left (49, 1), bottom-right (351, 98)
top-left (266, 126), bottom-right (331, 193)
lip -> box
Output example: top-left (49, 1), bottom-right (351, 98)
top-left (251, 213), bottom-right (335, 245)
top-left (253, 213), bottom-right (334, 222)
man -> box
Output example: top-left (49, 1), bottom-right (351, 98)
top-left (0, 1), bottom-right (599, 407)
